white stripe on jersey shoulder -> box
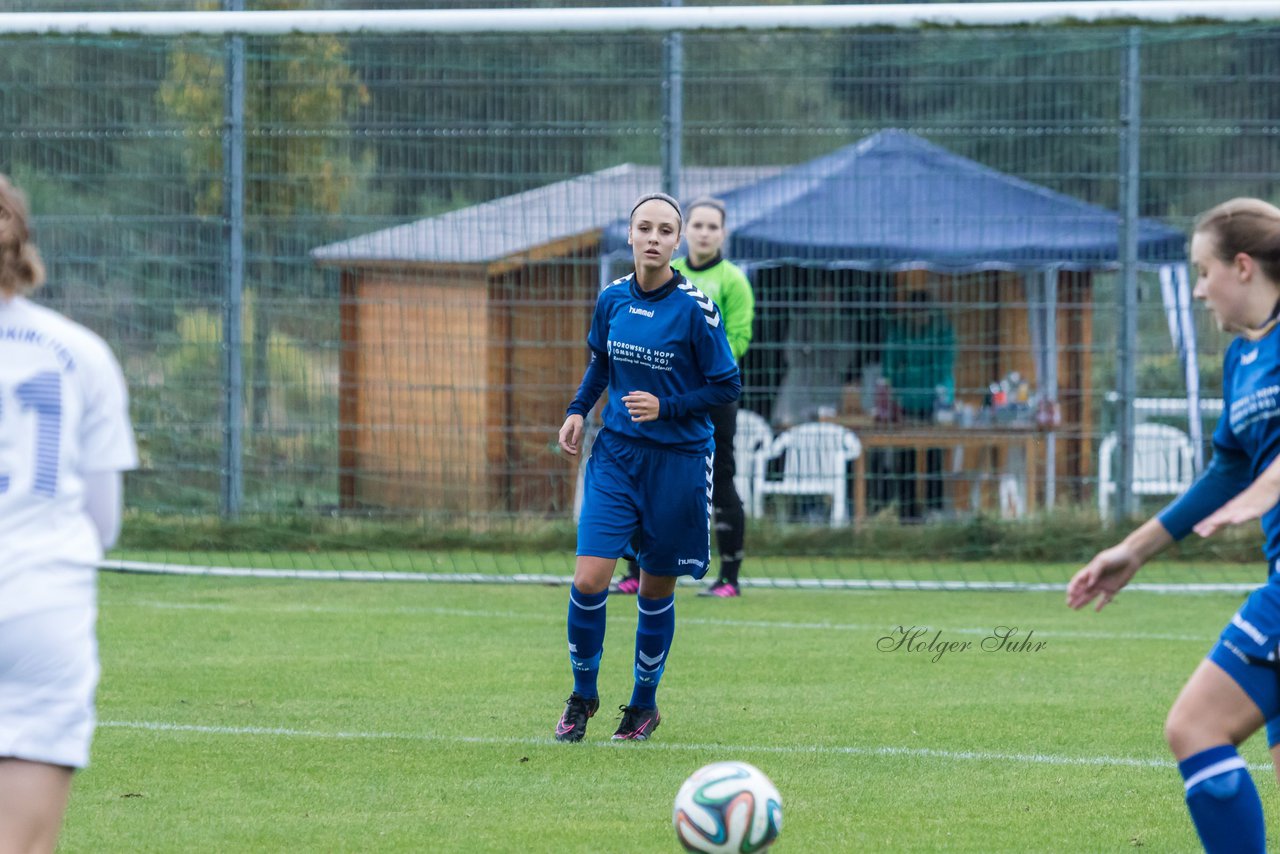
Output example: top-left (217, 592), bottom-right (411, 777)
top-left (676, 280), bottom-right (722, 328)
top-left (606, 273), bottom-right (635, 290)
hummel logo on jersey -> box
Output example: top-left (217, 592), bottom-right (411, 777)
top-left (629, 306), bottom-right (655, 318)
top-left (1232, 612), bottom-right (1269, 645)
top-left (677, 557), bottom-right (705, 568)
top-left (1242, 349), bottom-right (1260, 365)
top-left (676, 282), bottom-right (722, 328)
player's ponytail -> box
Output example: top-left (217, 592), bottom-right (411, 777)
top-left (0, 174), bottom-right (46, 297)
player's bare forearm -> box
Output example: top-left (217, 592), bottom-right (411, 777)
top-left (1118, 516), bottom-right (1175, 563)
top-left (1193, 456), bottom-right (1280, 536)
top-left (1067, 517), bottom-right (1172, 612)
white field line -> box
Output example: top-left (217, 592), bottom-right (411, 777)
top-left (100, 559), bottom-right (1259, 595)
top-left (97, 719), bottom-right (1271, 773)
top-left (107, 598), bottom-right (1210, 643)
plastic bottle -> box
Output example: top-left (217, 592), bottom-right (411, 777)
top-left (990, 381), bottom-right (1007, 408)
top-left (874, 377), bottom-right (892, 423)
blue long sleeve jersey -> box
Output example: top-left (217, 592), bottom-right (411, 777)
top-left (566, 270), bottom-right (740, 454)
top-left (1159, 333), bottom-right (1280, 564)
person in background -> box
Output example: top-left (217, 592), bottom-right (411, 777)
top-left (1067, 198), bottom-right (1280, 854)
top-left (617, 196), bottom-right (755, 598)
top-left (881, 289), bottom-right (955, 520)
top-left (555, 192), bottom-right (739, 743)
top-left (771, 281), bottom-right (853, 430)
top-left (0, 175), bottom-right (138, 853)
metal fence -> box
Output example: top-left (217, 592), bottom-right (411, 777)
top-left (4, 11), bottom-right (1276, 532)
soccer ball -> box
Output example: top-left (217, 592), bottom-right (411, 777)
top-left (672, 761), bottom-right (783, 853)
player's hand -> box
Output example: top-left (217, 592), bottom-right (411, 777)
top-left (1066, 544), bottom-right (1142, 612)
top-left (1194, 482), bottom-right (1280, 538)
top-left (622, 391), bottom-right (659, 423)
top-left (558, 414), bottom-right (584, 456)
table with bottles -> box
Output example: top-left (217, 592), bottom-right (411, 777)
top-left (840, 422), bottom-right (1042, 525)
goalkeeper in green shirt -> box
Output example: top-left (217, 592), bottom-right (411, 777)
top-left (618, 197), bottom-right (756, 597)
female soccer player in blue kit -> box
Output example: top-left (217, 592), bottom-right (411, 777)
top-left (1068, 198), bottom-right (1280, 853)
top-left (618, 196), bottom-right (756, 598)
top-left (554, 193), bottom-right (740, 742)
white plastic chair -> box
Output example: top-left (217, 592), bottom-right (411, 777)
top-left (1097, 423), bottom-right (1195, 518)
top-left (753, 422), bottom-right (862, 526)
top-left (734, 409), bottom-right (773, 519)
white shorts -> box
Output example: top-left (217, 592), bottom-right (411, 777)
top-left (0, 605), bottom-right (99, 769)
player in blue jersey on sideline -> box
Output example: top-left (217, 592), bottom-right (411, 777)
top-left (1068, 198), bottom-right (1280, 854)
top-left (553, 192), bottom-right (740, 742)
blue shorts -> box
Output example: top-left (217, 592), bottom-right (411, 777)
top-left (577, 430), bottom-right (712, 578)
top-left (1206, 580), bottom-right (1280, 746)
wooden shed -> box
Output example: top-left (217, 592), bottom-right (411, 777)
top-left (312, 165), bottom-right (776, 516)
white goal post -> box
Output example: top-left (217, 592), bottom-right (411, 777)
top-left (0, 1), bottom-right (1278, 36)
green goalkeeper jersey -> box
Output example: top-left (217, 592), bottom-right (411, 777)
top-left (672, 254), bottom-right (755, 362)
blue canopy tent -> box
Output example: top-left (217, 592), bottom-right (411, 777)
top-left (602, 130), bottom-right (1187, 267)
top-left (601, 130), bottom-right (1198, 504)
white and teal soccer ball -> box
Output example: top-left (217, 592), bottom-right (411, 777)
top-left (672, 761), bottom-right (783, 853)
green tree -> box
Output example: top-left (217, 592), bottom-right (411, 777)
top-left (0, 35), bottom-right (199, 340)
top-left (159, 1), bottom-right (370, 430)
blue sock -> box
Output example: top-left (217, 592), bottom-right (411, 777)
top-left (567, 585), bottom-right (608, 699)
top-left (1178, 745), bottom-right (1265, 854)
top-left (630, 594), bottom-right (675, 708)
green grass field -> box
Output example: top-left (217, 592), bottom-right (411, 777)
top-left (62, 563), bottom-right (1280, 852)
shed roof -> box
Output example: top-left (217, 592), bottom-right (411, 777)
top-left (312, 163), bottom-right (778, 266)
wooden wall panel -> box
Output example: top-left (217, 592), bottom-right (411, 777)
top-left (350, 268), bottom-right (490, 512)
top-left (494, 251), bottom-right (597, 514)
top-left (1058, 271), bottom-right (1093, 500)
top-left (338, 270), bottom-right (360, 508)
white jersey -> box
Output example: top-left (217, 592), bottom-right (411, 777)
top-left (0, 296), bottom-right (136, 620)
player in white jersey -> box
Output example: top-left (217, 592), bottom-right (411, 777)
top-left (0, 175), bottom-right (137, 853)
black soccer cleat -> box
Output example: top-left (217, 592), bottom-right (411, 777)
top-left (554, 693), bottom-right (600, 742)
top-left (612, 704), bottom-right (661, 741)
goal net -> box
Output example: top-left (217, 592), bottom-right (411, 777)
top-left (6, 4), bottom-right (1276, 588)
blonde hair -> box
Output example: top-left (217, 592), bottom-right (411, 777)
top-left (0, 175), bottom-right (45, 297)
top-left (1194, 197), bottom-right (1280, 284)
